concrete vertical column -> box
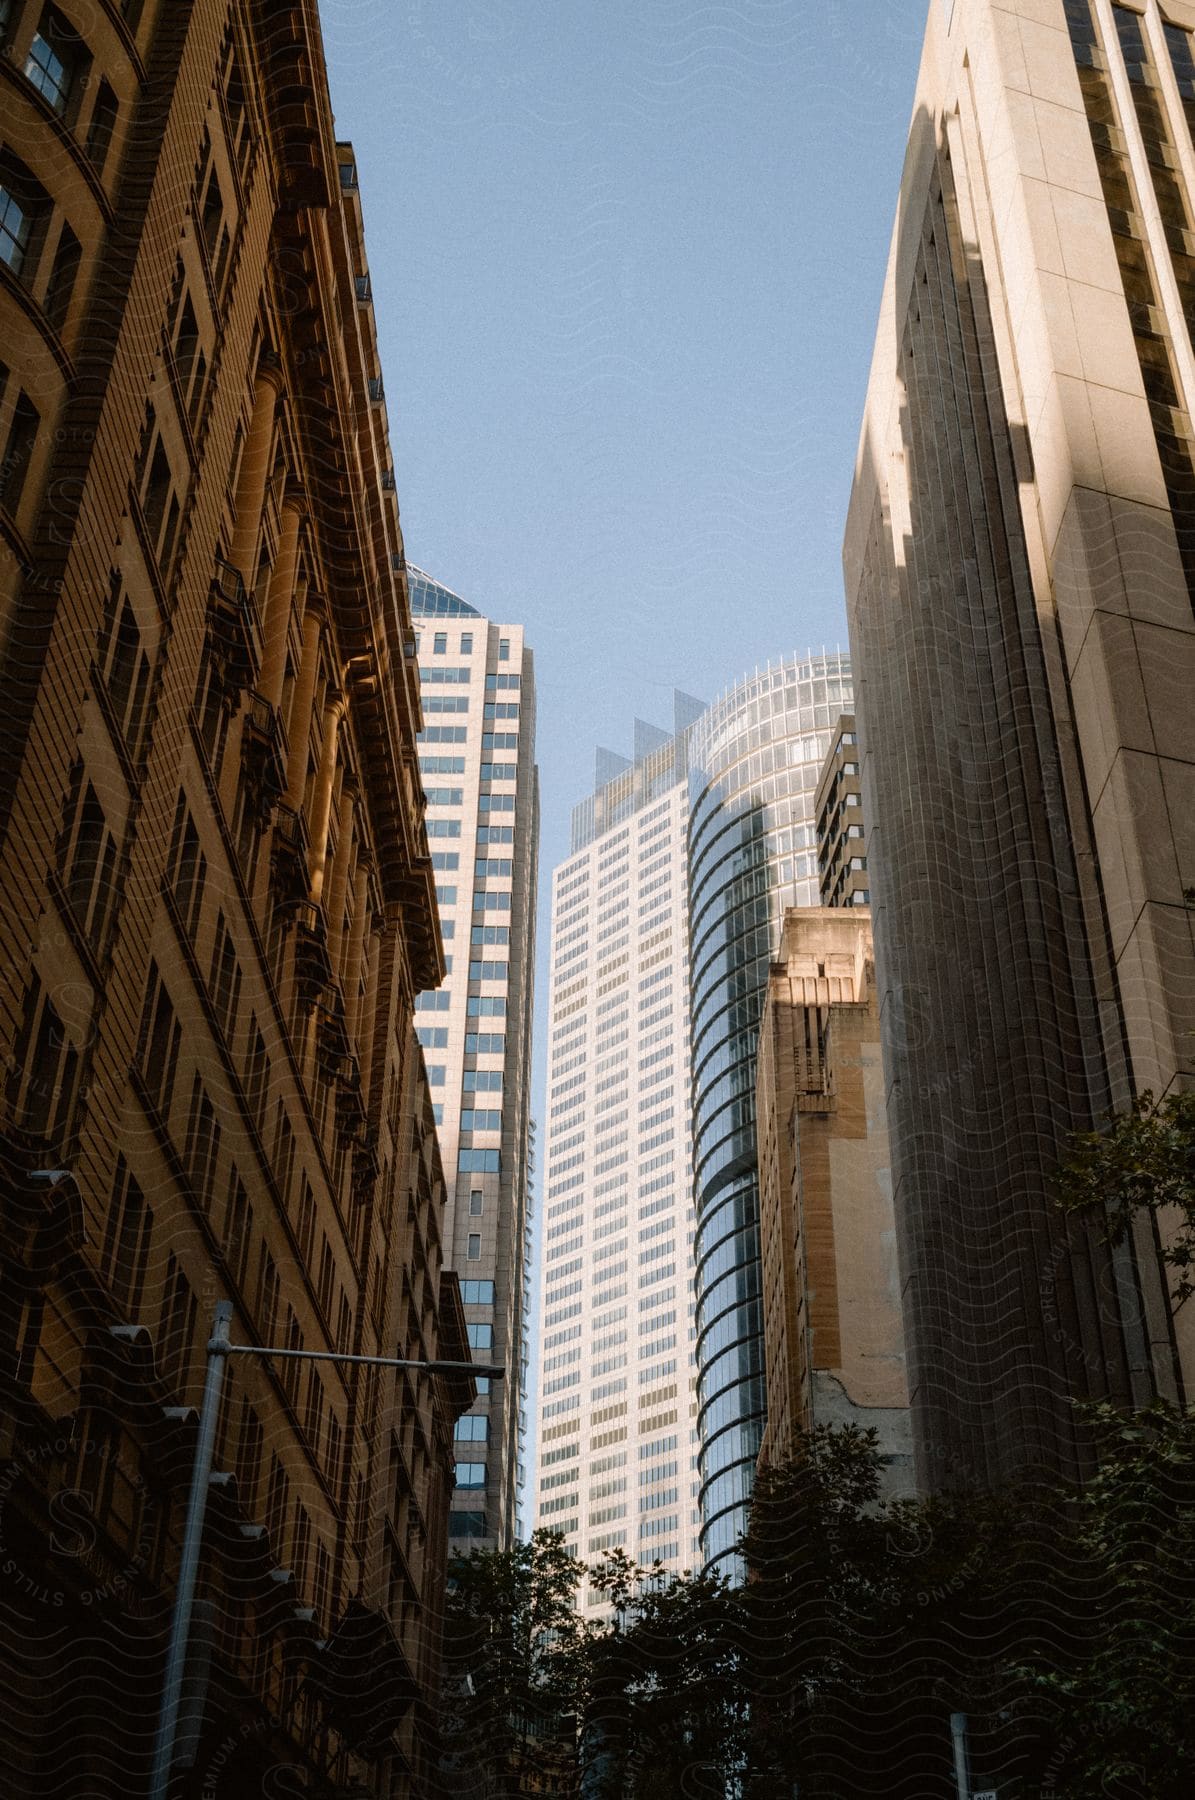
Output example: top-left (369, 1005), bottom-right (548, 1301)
top-left (308, 695), bottom-right (347, 905)
top-left (230, 360), bottom-right (283, 587)
top-left (357, 916), bottom-right (383, 1100)
top-left (284, 607), bottom-right (323, 809)
top-left (258, 489), bottom-right (303, 707)
top-left (327, 783), bottom-right (356, 973)
top-left (344, 856), bottom-right (371, 1043)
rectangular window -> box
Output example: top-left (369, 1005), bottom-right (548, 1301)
top-left (160, 1253), bottom-right (197, 1394)
top-left (0, 184), bottom-right (31, 274)
top-left (454, 1415), bottom-right (489, 1441)
top-left (460, 1109), bottom-right (501, 1132)
top-left (86, 79), bottom-right (119, 171)
top-left (25, 9), bottom-right (87, 118)
top-left (58, 765), bottom-right (117, 949)
top-left (185, 1078), bottom-right (221, 1208)
top-left (454, 1461), bottom-right (486, 1488)
top-left (498, 638), bottom-right (510, 661)
top-left (139, 964), bottom-right (181, 1111)
top-left (0, 390), bottom-right (40, 512)
top-left (462, 1070), bottom-right (502, 1092)
top-left (43, 222), bottom-right (81, 333)
top-left (467, 1321), bottom-right (493, 1348)
top-left (459, 1148), bottom-right (500, 1173)
top-left (450, 1510), bottom-right (488, 1537)
top-left (470, 925), bottom-right (510, 946)
top-left (460, 1280), bottom-right (495, 1305)
top-left (433, 631), bottom-right (447, 654)
top-left (467, 1233), bottom-right (481, 1260)
top-left (223, 1176), bottom-right (250, 1290)
top-left (460, 632), bottom-right (473, 653)
top-left (102, 1159), bottom-right (151, 1315)
top-left (256, 1245), bottom-right (280, 1344)
top-left (469, 1190), bottom-right (484, 1215)
top-left (98, 582), bottom-right (152, 754)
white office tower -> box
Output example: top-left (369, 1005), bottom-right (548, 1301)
top-left (411, 569), bottom-right (539, 1551)
top-left (534, 695), bottom-right (706, 1602)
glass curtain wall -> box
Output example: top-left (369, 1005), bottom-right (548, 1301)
top-left (687, 652), bottom-right (853, 1570)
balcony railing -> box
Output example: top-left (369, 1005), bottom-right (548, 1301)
top-left (242, 690), bottom-right (288, 808)
top-left (209, 556), bottom-right (263, 689)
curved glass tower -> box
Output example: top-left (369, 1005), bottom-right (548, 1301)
top-left (688, 652), bottom-right (853, 1570)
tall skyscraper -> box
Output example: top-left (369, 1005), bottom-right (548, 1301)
top-left (688, 652), bottom-right (853, 1570)
top-left (412, 570), bottom-right (539, 1549)
top-left (844, 0), bottom-right (1195, 1494)
top-left (534, 695), bottom-right (706, 1593)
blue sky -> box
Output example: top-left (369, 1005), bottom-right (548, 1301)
top-left (321, 1), bottom-right (924, 868)
top-left (319, 1), bottom-right (926, 1471)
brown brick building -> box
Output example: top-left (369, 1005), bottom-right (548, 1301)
top-left (755, 909), bottom-right (911, 1490)
top-left (0, 2), bottom-right (472, 1794)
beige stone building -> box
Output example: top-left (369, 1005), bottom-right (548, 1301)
top-left (756, 909), bottom-right (911, 1491)
top-left (844, 0), bottom-right (1195, 1494)
top-left (0, 2), bottom-right (470, 1794)
top-left (410, 569), bottom-right (539, 1554)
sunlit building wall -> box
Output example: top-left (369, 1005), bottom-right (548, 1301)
top-left (844, 0), bottom-right (1195, 1494)
top-left (412, 571), bottom-right (539, 1549)
top-left (533, 697), bottom-right (706, 1595)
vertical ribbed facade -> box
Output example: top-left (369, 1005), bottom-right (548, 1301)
top-left (844, 0), bottom-right (1195, 1495)
top-left (412, 572), bottom-right (539, 1549)
top-left (687, 652), bottom-right (853, 1571)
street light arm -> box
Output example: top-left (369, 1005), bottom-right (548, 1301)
top-left (147, 1308), bottom-right (502, 1798)
top-left (222, 1343), bottom-right (505, 1378)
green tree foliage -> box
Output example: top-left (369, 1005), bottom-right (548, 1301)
top-left (440, 1528), bottom-right (591, 1795)
top-left (1054, 1088), bottom-right (1195, 1302)
top-left (442, 1098), bottom-right (1195, 1795)
top-left (1016, 1401), bottom-right (1195, 1800)
top-left (586, 1553), bottom-right (747, 1799)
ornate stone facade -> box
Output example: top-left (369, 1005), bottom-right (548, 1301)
top-left (0, 3), bottom-right (469, 1793)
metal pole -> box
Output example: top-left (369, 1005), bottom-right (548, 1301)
top-left (950, 1711), bottom-right (971, 1800)
top-left (145, 1314), bottom-right (501, 1795)
top-left (148, 1301), bottom-right (233, 1800)
top-left (223, 1345), bottom-right (504, 1377)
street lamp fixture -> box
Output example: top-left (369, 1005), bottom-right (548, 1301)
top-left (147, 1301), bottom-right (503, 1800)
